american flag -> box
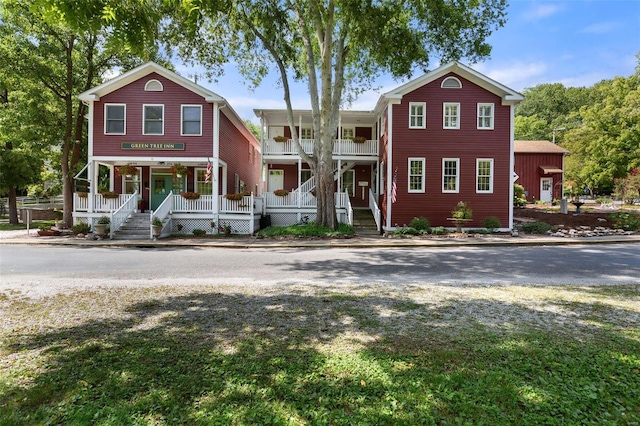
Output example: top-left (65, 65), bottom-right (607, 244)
top-left (205, 160), bottom-right (212, 184)
top-left (391, 167), bottom-right (398, 204)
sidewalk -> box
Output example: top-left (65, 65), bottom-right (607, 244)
top-left (1, 229), bottom-right (640, 248)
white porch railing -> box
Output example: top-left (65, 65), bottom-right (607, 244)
top-left (264, 192), bottom-right (347, 208)
top-left (219, 195), bottom-right (253, 214)
top-left (73, 193), bottom-right (132, 212)
top-left (369, 188), bottom-right (381, 232)
top-left (263, 138), bottom-right (378, 156)
top-left (172, 195), bottom-right (215, 212)
top-left (150, 193), bottom-right (173, 239)
top-left (109, 191), bottom-right (138, 239)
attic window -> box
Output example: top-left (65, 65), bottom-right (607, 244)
top-left (144, 79), bottom-right (163, 91)
top-left (441, 77), bottom-right (462, 89)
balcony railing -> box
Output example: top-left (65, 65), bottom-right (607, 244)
top-left (263, 192), bottom-right (348, 208)
top-left (263, 138), bottom-right (378, 156)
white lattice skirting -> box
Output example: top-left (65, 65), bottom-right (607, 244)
top-left (172, 217), bottom-right (258, 235)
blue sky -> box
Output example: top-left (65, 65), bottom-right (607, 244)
top-left (177, 0), bottom-right (640, 124)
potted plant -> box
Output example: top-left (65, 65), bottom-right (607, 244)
top-left (352, 136), bottom-right (366, 144)
top-left (168, 163), bottom-right (189, 178)
top-left (448, 201), bottom-right (473, 233)
top-left (273, 189), bottom-right (289, 196)
top-left (273, 135), bottom-right (288, 142)
top-left (181, 191), bottom-right (201, 200)
top-left (53, 209), bottom-right (64, 228)
top-left (37, 223), bottom-right (60, 237)
top-left (116, 164), bottom-right (138, 177)
top-left (151, 217), bottom-right (163, 237)
top-left (94, 215), bottom-right (110, 235)
top-left (100, 190), bottom-right (119, 199)
top-left (224, 193), bottom-right (244, 201)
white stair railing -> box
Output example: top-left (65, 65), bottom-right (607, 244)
top-left (109, 191), bottom-right (138, 239)
top-left (150, 193), bottom-right (173, 239)
top-left (368, 188), bottom-right (381, 232)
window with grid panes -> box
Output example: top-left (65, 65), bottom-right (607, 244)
top-left (443, 103), bottom-right (460, 129)
top-left (442, 158), bottom-right (459, 192)
top-left (408, 158), bottom-right (425, 192)
top-left (476, 159), bottom-right (493, 193)
top-left (477, 103), bottom-right (494, 130)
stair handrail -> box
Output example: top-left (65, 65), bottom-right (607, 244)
top-left (150, 193), bottom-right (173, 239)
top-left (109, 191), bottom-right (138, 239)
top-left (368, 188), bottom-right (381, 232)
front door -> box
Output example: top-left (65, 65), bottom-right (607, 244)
top-left (540, 178), bottom-right (553, 202)
top-left (268, 170), bottom-right (284, 191)
top-left (151, 175), bottom-right (174, 210)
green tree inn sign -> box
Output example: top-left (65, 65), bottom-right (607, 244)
top-left (121, 143), bottom-right (185, 150)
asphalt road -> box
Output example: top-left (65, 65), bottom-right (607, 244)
top-left (1, 244), bottom-right (639, 291)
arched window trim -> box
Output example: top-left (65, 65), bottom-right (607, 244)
top-left (441, 76), bottom-right (462, 89)
top-left (144, 79), bottom-right (164, 91)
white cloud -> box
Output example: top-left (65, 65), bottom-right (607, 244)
top-left (579, 21), bottom-right (620, 34)
top-left (474, 62), bottom-right (548, 90)
top-left (523, 3), bottom-right (562, 20)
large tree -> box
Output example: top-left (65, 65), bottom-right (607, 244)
top-left (0, 0), bottom-right (164, 226)
top-left (168, 0), bottom-right (508, 228)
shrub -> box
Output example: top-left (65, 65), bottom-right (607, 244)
top-left (409, 217), bottom-right (430, 232)
top-left (393, 226), bottom-right (418, 236)
top-left (610, 212), bottom-right (640, 231)
top-left (97, 215), bottom-right (110, 224)
top-left (521, 221), bottom-right (552, 234)
top-left (71, 222), bottom-right (91, 233)
top-left (514, 184), bottom-right (527, 206)
top-left (431, 226), bottom-right (448, 235)
top-left (192, 229), bottom-right (206, 236)
top-left (483, 216), bottom-right (502, 232)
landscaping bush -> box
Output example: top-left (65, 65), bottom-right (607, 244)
top-left (393, 226), bottom-right (419, 236)
top-left (71, 222), bottom-right (91, 233)
top-left (610, 212), bottom-right (640, 231)
top-left (431, 226), bottom-right (448, 235)
top-left (483, 216), bottom-right (502, 232)
top-left (193, 229), bottom-right (206, 236)
top-left (256, 222), bottom-right (354, 239)
top-left (514, 183), bottom-right (527, 206)
top-left (521, 221), bottom-right (552, 234)
top-left (409, 216), bottom-right (430, 232)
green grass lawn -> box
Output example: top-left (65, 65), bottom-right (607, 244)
top-left (0, 220), bottom-right (54, 231)
top-left (1, 284), bottom-right (638, 425)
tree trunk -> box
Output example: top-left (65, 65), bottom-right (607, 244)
top-left (8, 186), bottom-right (19, 225)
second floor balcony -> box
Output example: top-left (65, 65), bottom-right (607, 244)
top-left (263, 138), bottom-right (378, 157)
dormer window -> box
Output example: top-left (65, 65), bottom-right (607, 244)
top-left (144, 79), bottom-right (163, 91)
top-left (441, 77), bottom-right (462, 89)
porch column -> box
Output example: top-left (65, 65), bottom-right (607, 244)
top-left (212, 102), bottom-right (221, 215)
top-left (337, 159), bottom-right (342, 207)
top-left (297, 157), bottom-right (302, 208)
top-left (88, 161), bottom-right (94, 213)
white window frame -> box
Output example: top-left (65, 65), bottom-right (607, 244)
top-left (181, 105), bottom-right (202, 136)
top-left (195, 168), bottom-right (213, 195)
top-left (144, 79), bottom-right (164, 91)
top-left (443, 103), bottom-right (460, 129)
top-left (477, 103), bottom-right (494, 130)
top-left (342, 126), bottom-right (355, 140)
top-left (143, 104), bottom-right (164, 135)
top-left (476, 158), bottom-right (494, 193)
top-left (409, 102), bottom-right (426, 129)
top-left (408, 157), bottom-right (426, 193)
top-left (300, 127), bottom-right (313, 139)
top-left (104, 104), bottom-right (126, 135)
top-left (441, 76), bottom-right (462, 89)
top-left (442, 158), bottom-right (460, 193)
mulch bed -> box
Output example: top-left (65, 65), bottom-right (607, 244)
top-left (514, 206), bottom-right (615, 229)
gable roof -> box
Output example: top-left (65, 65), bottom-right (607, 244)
top-left (375, 62), bottom-right (523, 113)
top-left (79, 62), bottom-right (258, 145)
top-left (515, 140), bottom-right (570, 154)
top-left (78, 62), bottom-right (224, 102)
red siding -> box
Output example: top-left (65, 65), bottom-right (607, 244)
top-left (219, 112), bottom-right (261, 194)
top-left (93, 72), bottom-right (214, 157)
top-left (515, 153), bottom-right (565, 201)
top-left (388, 72), bottom-right (512, 228)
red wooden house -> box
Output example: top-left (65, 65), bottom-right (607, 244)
top-left (514, 140), bottom-right (570, 202)
top-left (74, 62), bottom-right (261, 238)
top-left (378, 62), bottom-right (523, 231)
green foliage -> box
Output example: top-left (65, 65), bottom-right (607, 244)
top-left (514, 114), bottom-right (548, 141)
top-left (151, 217), bottom-right (163, 226)
top-left (393, 226), bottom-right (419, 236)
top-left (514, 184), bottom-right (527, 206)
top-left (610, 212), bottom-right (640, 231)
top-left (483, 216), bottom-right (502, 231)
top-left (613, 168), bottom-right (640, 204)
top-left (409, 216), bottom-right (430, 232)
top-left (192, 229), bottom-right (206, 236)
top-left (452, 201), bottom-right (472, 219)
top-left (71, 221), bottom-right (91, 233)
top-left (521, 222), bottom-right (552, 234)
top-left (431, 226), bottom-right (448, 235)
top-left (97, 215), bottom-right (110, 225)
top-left (257, 223), bottom-right (355, 239)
